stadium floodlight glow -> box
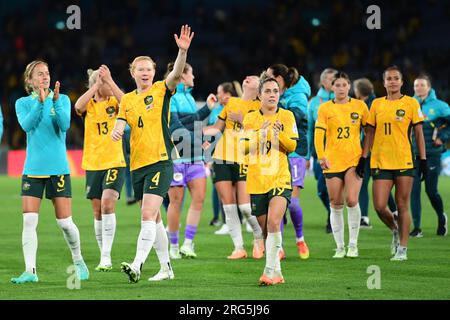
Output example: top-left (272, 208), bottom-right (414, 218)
top-left (311, 18), bottom-right (321, 27)
top-left (55, 21), bottom-right (65, 30)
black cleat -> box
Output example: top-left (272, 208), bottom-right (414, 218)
top-left (409, 228), bottom-right (423, 238)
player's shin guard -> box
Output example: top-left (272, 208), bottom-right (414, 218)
top-left (347, 204), bottom-right (361, 247)
top-left (23, 213), bottom-right (38, 274)
top-left (223, 204), bottom-right (244, 250)
top-left (330, 207), bottom-right (345, 249)
top-left (239, 203), bottom-right (263, 240)
top-left (57, 216), bottom-right (83, 262)
top-left (132, 220), bottom-right (156, 270)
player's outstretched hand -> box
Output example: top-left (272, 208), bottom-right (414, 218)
top-left (174, 25), bottom-right (194, 51)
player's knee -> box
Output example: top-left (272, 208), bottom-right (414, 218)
top-left (101, 199), bottom-right (115, 214)
top-left (346, 197), bottom-right (358, 208)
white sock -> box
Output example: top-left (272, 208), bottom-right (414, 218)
top-left (264, 232), bottom-right (281, 277)
top-left (94, 219), bottom-right (102, 251)
top-left (183, 238), bottom-right (193, 247)
top-left (330, 207), bottom-right (345, 249)
top-left (101, 213), bottom-right (116, 265)
top-left (223, 204), bottom-right (244, 250)
top-left (296, 236), bottom-right (304, 243)
top-left (57, 216), bottom-right (83, 262)
top-left (153, 221), bottom-right (172, 271)
top-left (22, 213), bottom-right (39, 274)
top-left (132, 220), bottom-right (156, 271)
top-left (239, 203), bottom-right (263, 240)
top-left (347, 204), bottom-right (361, 247)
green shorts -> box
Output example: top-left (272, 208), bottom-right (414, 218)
top-left (132, 161), bottom-right (173, 200)
top-left (324, 167), bottom-right (352, 181)
top-left (85, 168), bottom-right (125, 200)
top-left (250, 188), bottom-right (292, 217)
top-left (371, 168), bottom-right (415, 180)
top-left (212, 161), bottom-right (247, 184)
top-left (21, 174), bottom-right (72, 199)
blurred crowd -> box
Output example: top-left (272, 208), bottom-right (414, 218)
top-left (1, 0), bottom-right (449, 149)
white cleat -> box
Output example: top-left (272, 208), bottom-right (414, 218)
top-left (333, 247), bottom-right (346, 258)
top-left (346, 246), bottom-right (359, 258)
top-left (169, 247), bottom-right (182, 260)
top-left (390, 251), bottom-right (407, 261)
top-left (214, 224), bottom-right (229, 235)
top-left (148, 269), bottom-right (175, 281)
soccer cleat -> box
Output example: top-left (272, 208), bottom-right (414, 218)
top-left (272, 275), bottom-right (285, 284)
top-left (390, 251), bottom-right (408, 261)
top-left (11, 272), bottom-right (39, 284)
top-left (278, 248), bottom-right (286, 260)
top-left (409, 228), bottom-right (423, 238)
top-left (74, 260), bottom-right (89, 281)
top-left (214, 224), bottom-right (229, 235)
top-left (227, 249), bottom-right (248, 260)
top-left (121, 262), bottom-right (141, 283)
top-left (95, 264), bottom-right (113, 272)
top-left (258, 274), bottom-right (273, 286)
top-left (180, 244), bottom-right (197, 258)
top-left (391, 231), bottom-right (400, 256)
top-left (296, 241), bottom-right (310, 259)
top-left (252, 239), bottom-right (265, 259)
top-left (437, 213), bottom-right (448, 236)
top-left (148, 269), bottom-right (175, 281)
top-left (209, 218), bottom-right (222, 227)
top-left (333, 247), bottom-right (346, 258)
top-left (360, 218), bottom-right (373, 229)
top-left (346, 246), bottom-right (359, 258)
top-left (169, 247), bottom-right (182, 260)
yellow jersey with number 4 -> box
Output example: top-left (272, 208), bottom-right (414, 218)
top-left (117, 81), bottom-right (175, 171)
top-left (315, 98), bottom-right (369, 173)
top-left (367, 95), bottom-right (424, 170)
top-left (243, 108), bottom-right (298, 194)
top-left (213, 97), bottom-right (261, 163)
top-left (81, 96), bottom-right (126, 170)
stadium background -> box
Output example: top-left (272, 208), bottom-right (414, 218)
top-left (0, 0), bottom-right (449, 301)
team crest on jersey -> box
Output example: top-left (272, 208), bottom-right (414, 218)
top-left (22, 182), bottom-right (31, 191)
top-left (144, 96), bottom-right (154, 110)
top-left (173, 172), bottom-right (184, 182)
top-left (396, 109), bottom-right (405, 121)
top-left (105, 106), bottom-right (116, 118)
top-left (350, 112), bottom-right (359, 124)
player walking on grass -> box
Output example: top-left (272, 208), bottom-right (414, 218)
top-left (111, 25), bottom-right (194, 283)
top-left (75, 65), bottom-right (125, 271)
top-left (12, 60), bottom-right (89, 284)
top-left (266, 64), bottom-right (311, 260)
top-left (314, 72), bottom-right (369, 259)
top-left (363, 66), bottom-right (426, 261)
top-left (242, 77), bottom-right (298, 285)
top-left (203, 76), bottom-right (265, 260)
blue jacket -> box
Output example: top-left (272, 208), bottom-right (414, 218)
top-left (15, 91), bottom-right (71, 175)
top-left (170, 83), bottom-right (211, 163)
top-left (279, 76), bottom-right (311, 159)
top-left (413, 89), bottom-right (450, 156)
top-left (307, 87), bottom-right (334, 158)
top-left (0, 104), bottom-right (3, 143)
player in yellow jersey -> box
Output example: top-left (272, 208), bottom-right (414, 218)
top-left (314, 72), bottom-right (369, 259)
top-left (242, 77), bottom-right (298, 285)
top-left (203, 76), bottom-right (265, 260)
top-left (111, 25), bottom-right (194, 283)
top-left (362, 66), bottom-right (426, 261)
top-left (74, 65), bottom-right (125, 271)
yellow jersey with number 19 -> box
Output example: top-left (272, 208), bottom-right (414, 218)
top-left (81, 96), bottom-right (126, 170)
top-left (117, 81), bottom-right (175, 171)
top-left (314, 98), bottom-right (369, 173)
top-left (367, 95), bottom-right (424, 170)
top-left (243, 108), bottom-right (298, 194)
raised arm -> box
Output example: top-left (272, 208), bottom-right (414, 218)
top-left (165, 25), bottom-right (195, 92)
top-left (99, 64), bottom-right (124, 102)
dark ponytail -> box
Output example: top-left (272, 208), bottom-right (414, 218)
top-left (269, 64), bottom-right (299, 88)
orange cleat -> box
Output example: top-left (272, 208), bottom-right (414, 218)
top-left (227, 249), bottom-right (248, 260)
top-left (297, 241), bottom-right (310, 259)
top-left (252, 239), bottom-right (265, 259)
top-left (272, 275), bottom-right (285, 284)
top-left (258, 274), bottom-right (273, 286)
top-left (278, 248), bottom-right (286, 260)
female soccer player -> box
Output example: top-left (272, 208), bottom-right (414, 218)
top-left (242, 77), bottom-right (298, 285)
top-left (314, 72), bottom-right (369, 258)
top-left (164, 62), bottom-right (215, 259)
top-left (74, 65), bottom-right (125, 271)
top-left (111, 25), bottom-right (194, 283)
top-left (12, 60), bottom-right (89, 284)
top-left (363, 66), bottom-right (426, 261)
top-left (203, 76), bottom-right (265, 260)
top-left (410, 74), bottom-right (449, 237)
top-left (266, 64), bottom-right (311, 259)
